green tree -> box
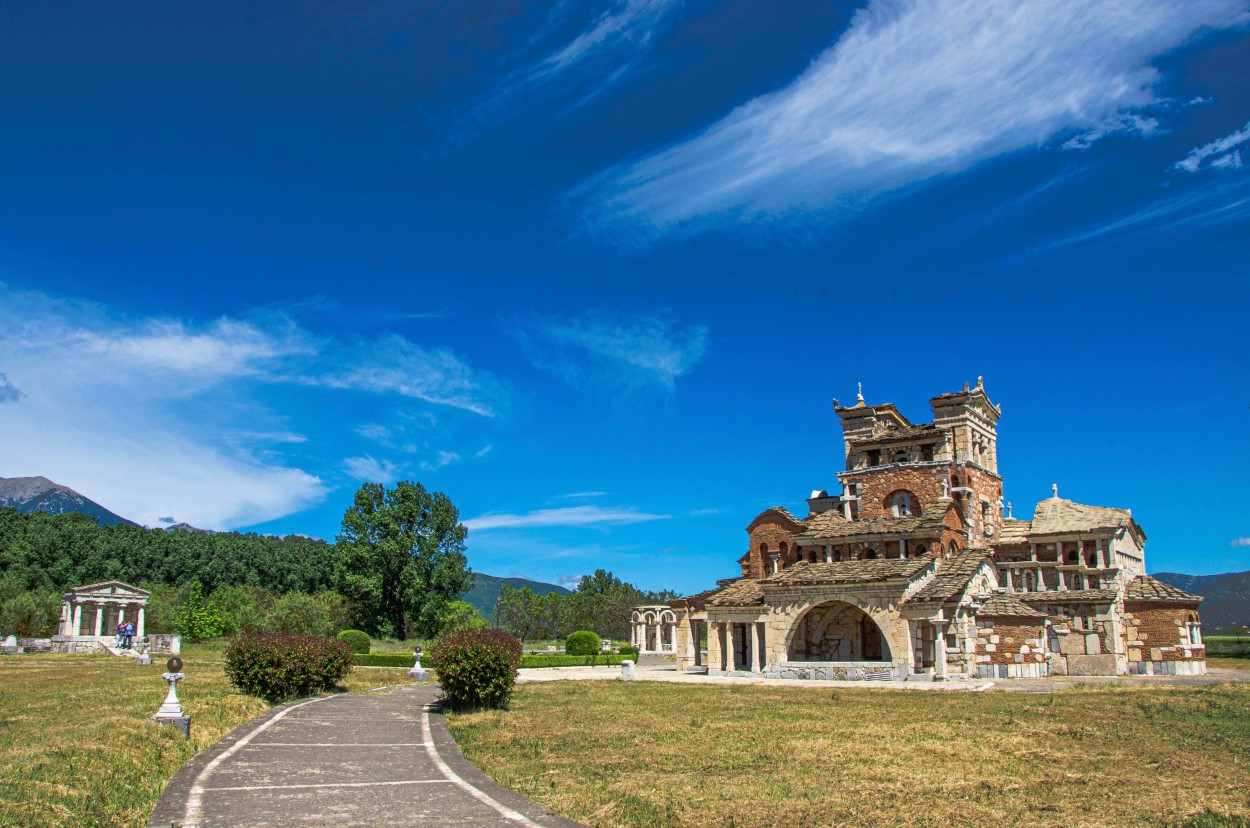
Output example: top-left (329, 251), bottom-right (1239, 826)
top-left (0, 591), bottom-right (60, 637)
top-left (333, 482), bottom-right (473, 639)
top-left (438, 600), bottom-right (490, 636)
top-left (173, 583), bottom-right (226, 641)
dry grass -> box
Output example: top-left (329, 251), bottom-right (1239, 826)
top-left (449, 681), bottom-right (1250, 828)
top-left (0, 645), bottom-right (417, 827)
top-left (1209, 658), bottom-right (1250, 670)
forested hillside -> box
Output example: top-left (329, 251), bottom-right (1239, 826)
top-left (0, 507), bottom-right (338, 594)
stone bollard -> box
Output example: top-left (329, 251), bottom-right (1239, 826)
top-left (135, 641), bottom-right (152, 666)
top-left (408, 647), bottom-right (429, 681)
top-left (620, 659), bottom-right (635, 681)
top-left (150, 656), bottom-right (191, 738)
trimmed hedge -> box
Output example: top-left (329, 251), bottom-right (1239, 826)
top-left (337, 629), bottom-right (371, 655)
top-left (565, 630), bottom-right (601, 656)
top-left (354, 653), bottom-right (418, 668)
top-left (521, 653), bottom-right (629, 668)
top-left (428, 629), bottom-right (523, 711)
top-left (224, 633), bottom-right (354, 704)
top-left (616, 644), bottom-right (640, 659)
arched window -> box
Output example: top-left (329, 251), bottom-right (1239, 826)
top-left (914, 544), bottom-right (927, 557)
top-left (1066, 550), bottom-right (1078, 564)
top-left (808, 550), bottom-right (817, 563)
top-left (1020, 571), bottom-right (1035, 592)
top-left (889, 491), bottom-right (916, 517)
top-left (863, 548), bottom-right (878, 560)
top-left (893, 451), bottom-right (908, 464)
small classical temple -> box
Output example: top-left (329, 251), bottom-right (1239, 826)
top-left (58, 581), bottom-right (150, 640)
top-left (649, 380), bottom-right (1206, 681)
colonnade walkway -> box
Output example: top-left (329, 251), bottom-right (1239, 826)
top-left (147, 683), bottom-right (583, 828)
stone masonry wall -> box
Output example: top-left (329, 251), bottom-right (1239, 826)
top-left (1124, 604), bottom-right (1204, 664)
top-left (744, 520), bottom-right (801, 578)
top-left (841, 464), bottom-right (948, 520)
top-left (974, 619), bottom-right (1046, 666)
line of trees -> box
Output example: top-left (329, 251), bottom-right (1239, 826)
top-left (494, 569), bottom-right (676, 641)
top-left (0, 481), bottom-right (474, 640)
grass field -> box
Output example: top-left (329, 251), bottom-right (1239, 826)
top-left (449, 680), bottom-right (1250, 828)
top-left (0, 644), bottom-right (418, 828)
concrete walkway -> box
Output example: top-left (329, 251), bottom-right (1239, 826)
top-left (147, 684), bottom-right (582, 828)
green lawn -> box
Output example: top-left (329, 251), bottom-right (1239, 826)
top-left (449, 680), bottom-right (1250, 828)
top-left (0, 644), bottom-right (417, 827)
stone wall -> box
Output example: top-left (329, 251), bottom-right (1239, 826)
top-left (743, 519), bottom-right (801, 578)
top-left (973, 618), bottom-right (1048, 678)
top-left (767, 661), bottom-right (899, 681)
top-left (841, 464), bottom-right (948, 520)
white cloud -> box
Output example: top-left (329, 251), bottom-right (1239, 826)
top-left (1231, 537), bottom-right (1250, 547)
top-left (558, 573), bottom-right (586, 589)
top-left (516, 310), bottom-right (707, 388)
top-left (463, 505), bottom-right (671, 531)
top-left (1062, 114), bottom-right (1160, 151)
top-left (420, 450), bottom-right (460, 472)
top-left (0, 285), bottom-right (504, 529)
top-left (343, 455), bottom-right (405, 483)
top-left (318, 334), bottom-right (508, 417)
top-left (584, 0), bottom-right (1249, 233)
top-left (1176, 119), bottom-right (1250, 172)
top-left (450, 0), bottom-right (681, 143)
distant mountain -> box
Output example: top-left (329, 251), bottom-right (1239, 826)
top-left (462, 573), bottom-right (571, 622)
top-left (0, 476), bottom-right (135, 526)
top-left (1153, 570), bottom-right (1250, 632)
top-left (162, 522), bottom-right (216, 534)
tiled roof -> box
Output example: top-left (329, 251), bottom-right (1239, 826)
top-left (1125, 575), bottom-right (1202, 604)
top-left (978, 594), bottom-right (1047, 618)
top-left (996, 519), bottom-right (1032, 544)
top-left (906, 548), bottom-right (991, 603)
top-left (847, 424), bottom-right (942, 445)
top-left (758, 557), bottom-right (932, 587)
top-left (749, 506), bottom-right (804, 529)
top-left (1018, 589), bottom-right (1119, 605)
top-left (669, 584), bottom-right (732, 612)
top-left (1030, 497), bottom-right (1133, 535)
top-left (705, 579), bottom-right (765, 607)
top-left (798, 503), bottom-right (951, 541)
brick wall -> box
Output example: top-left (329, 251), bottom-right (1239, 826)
top-left (975, 619), bottom-right (1046, 666)
top-left (744, 520), bottom-right (801, 578)
top-left (841, 464), bottom-right (948, 520)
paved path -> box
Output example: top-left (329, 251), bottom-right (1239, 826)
top-left (148, 684), bottom-right (582, 828)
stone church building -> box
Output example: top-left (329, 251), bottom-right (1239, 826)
top-left (652, 380), bottom-right (1206, 681)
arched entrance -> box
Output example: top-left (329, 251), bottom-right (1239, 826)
top-left (788, 600), bottom-right (892, 662)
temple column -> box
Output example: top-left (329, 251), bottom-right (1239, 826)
top-left (749, 625), bottom-right (760, 673)
top-left (898, 539), bottom-right (907, 559)
top-left (1005, 567), bottom-right (1014, 592)
top-left (770, 554), bottom-right (780, 574)
top-left (117, 607), bottom-right (125, 629)
top-left (72, 602), bottom-right (83, 636)
top-left (1058, 570), bottom-right (1067, 591)
top-left (693, 622), bottom-right (702, 667)
top-left (724, 623), bottom-right (735, 671)
top-left (137, 607), bottom-right (146, 639)
top-left (93, 604), bottom-right (104, 636)
top-left (824, 545), bottom-right (832, 563)
top-left (1037, 567), bottom-right (1046, 591)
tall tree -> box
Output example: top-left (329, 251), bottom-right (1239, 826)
top-left (333, 482), bottom-right (473, 639)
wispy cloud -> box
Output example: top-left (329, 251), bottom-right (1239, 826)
top-left (0, 285), bottom-right (503, 528)
top-left (450, 0), bottom-right (681, 143)
top-left (0, 373), bottom-right (22, 403)
top-left (558, 573), bottom-right (586, 589)
top-left (1175, 119), bottom-right (1250, 172)
top-left (515, 310), bottom-right (707, 389)
top-left (582, 0), bottom-right (1248, 234)
top-left (343, 455), bottom-right (405, 483)
top-left (463, 505), bottom-right (671, 531)
top-left (1231, 537), bottom-right (1250, 548)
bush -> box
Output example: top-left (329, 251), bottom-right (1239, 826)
top-left (521, 653), bottom-right (628, 668)
top-left (428, 629), bottom-right (522, 711)
top-left (337, 629), bottom-right (371, 654)
top-left (224, 633), bottom-right (354, 704)
top-left (0, 591), bottom-right (60, 637)
top-left (210, 585), bottom-right (277, 636)
top-left (565, 630), bottom-right (601, 656)
top-left (354, 652), bottom-right (416, 667)
top-left (616, 643), bottom-right (640, 659)
top-left (174, 584), bottom-right (226, 641)
top-left (266, 591), bottom-right (348, 638)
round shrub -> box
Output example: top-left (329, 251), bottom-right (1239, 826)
top-left (428, 629), bottom-right (522, 711)
top-left (565, 630), bottom-right (601, 656)
top-left (337, 629), bottom-right (371, 655)
top-left (225, 633), bottom-right (354, 704)
top-left (616, 643), bottom-right (640, 659)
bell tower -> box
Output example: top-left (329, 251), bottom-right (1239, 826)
top-left (929, 377), bottom-right (1003, 540)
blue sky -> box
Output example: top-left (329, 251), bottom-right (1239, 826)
top-left (1, 1), bottom-right (1248, 594)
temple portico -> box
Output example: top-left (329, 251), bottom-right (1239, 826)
top-left (59, 581), bottom-right (151, 640)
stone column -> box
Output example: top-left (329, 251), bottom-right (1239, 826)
top-left (824, 545), bottom-right (832, 563)
top-left (1005, 568), bottom-right (1014, 592)
top-left (1058, 570), bottom-right (1067, 591)
top-left (898, 539), bottom-right (906, 559)
top-left (749, 624), bottom-right (760, 673)
top-left (117, 607), bottom-right (126, 628)
top-left (770, 554), bottom-right (780, 574)
top-left (933, 620), bottom-right (949, 679)
top-left (694, 621), bottom-right (702, 667)
top-left (72, 602), bottom-right (83, 636)
top-left (94, 604), bottom-right (104, 637)
top-left (1037, 567), bottom-right (1046, 591)
top-left (724, 623), bottom-right (735, 671)
top-left (137, 607), bottom-right (146, 639)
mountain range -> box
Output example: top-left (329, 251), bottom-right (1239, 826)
top-left (3, 474), bottom-right (1244, 627)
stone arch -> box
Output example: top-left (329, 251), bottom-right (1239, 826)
top-left (782, 594), bottom-right (906, 665)
top-left (885, 489), bottom-right (918, 517)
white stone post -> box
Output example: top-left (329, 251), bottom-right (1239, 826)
top-left (898, 539), bottom-right (906, 559)
top-left (723, 623), bottom-right (733, 671)
top-left (72, 602), bottom-right (83, 636)
top-left (117, 607), bottom-right (126, 628)
top-left (933, 619), bottom-right (949, 679)
top-left (749, 625), bottom-right (760, 673)
top-left (1005, 568), bottom-right (1014, 592)
top-left (94, 604), bottom-right (104, 637)
top-left (137, 607), bottom-right (146, 639)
